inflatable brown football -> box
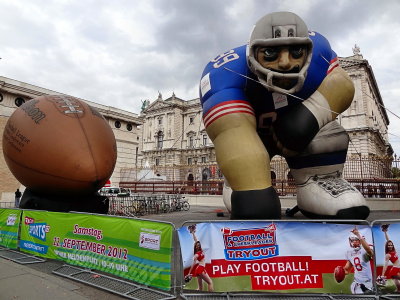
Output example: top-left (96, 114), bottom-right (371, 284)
top-left (3, 95), bottom-right (117, 195)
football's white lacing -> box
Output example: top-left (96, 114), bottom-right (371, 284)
top-left (309, 171), bottom-right (356, 197)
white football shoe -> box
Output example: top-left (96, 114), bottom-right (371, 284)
top-left (291, 166), bottom-right (370, 219)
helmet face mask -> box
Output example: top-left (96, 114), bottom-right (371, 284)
top-left (255, 45), bottom-right (309, 91)
top-left (247, 12), bottom-right (313, 94)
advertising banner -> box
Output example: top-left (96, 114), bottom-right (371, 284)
top-left (178, 221), bottom-right (374, 294)
top-left (20, 210), bottom-right (173, 290)
top-left (372, 221), bottom-right (400, 294)
top-left (0, 208), bottom-right (22, 249)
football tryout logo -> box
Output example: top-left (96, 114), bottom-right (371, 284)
top-left (221, 224), bottom-right (278, 261)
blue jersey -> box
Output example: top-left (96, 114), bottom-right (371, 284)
top-left (200, 31), bottom-right (338, 129)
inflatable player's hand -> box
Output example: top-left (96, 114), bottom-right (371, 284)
top-left (272, 103), bottom-right (320, 154)
top-left (231, 187), bottom-right (281, 219)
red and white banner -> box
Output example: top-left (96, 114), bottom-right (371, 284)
top-left (178, 221), bottom-right (373, 294)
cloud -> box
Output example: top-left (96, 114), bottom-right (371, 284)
top-left (1, 0), bottom-right (400, 154)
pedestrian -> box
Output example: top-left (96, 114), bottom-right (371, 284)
top-left (15, 189), bottom-right (22, 208)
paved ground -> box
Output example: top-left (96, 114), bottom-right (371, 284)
top-left (1, 205), bottom-right (399, 299)
top-left (146, 205), bottom-right (400, 227)
top-left (0, 255), bottom-right (130, 300)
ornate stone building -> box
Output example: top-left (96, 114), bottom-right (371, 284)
top-left (340, 46), bottom-right (391, 158)
top-left (0, 48), bottom-right (394, 199)
top-left (0, 76), bottom-right (142, 201)
top-left (136, 92), bottom-right (217, 183)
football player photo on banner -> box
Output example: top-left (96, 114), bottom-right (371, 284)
top-left (373, 221), bottom-right (400, 294)
top-left (177, 222), bottom-right (374, 294)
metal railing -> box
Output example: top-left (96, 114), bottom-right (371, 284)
top-left (120, 178), bottom-right (400, 198)
top-left (120, 180), bottom-right (223, 195)
top-left (107, 193), bottom-right (190, 217)
top-left (0, 202), bottom-right (16, 208)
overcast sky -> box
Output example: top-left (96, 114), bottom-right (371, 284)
top-left (1, 0), bottom-right (400, 154)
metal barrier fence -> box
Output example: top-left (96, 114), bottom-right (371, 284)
top-left (120, 180), bottom-right (223, 195)
top-left (2, 206), bottom-right (400, 299)
top-left (121, 155), bottom-right (400, 181)
top-left (120, 178), bottom-right (400, 198)
top-left (107, 193), bottom-right (190, 217)
top-left (120, 155), bottom-right (400, 199)
top-left (0, 202), bottom-right (15, 208)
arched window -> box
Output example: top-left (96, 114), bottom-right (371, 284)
top-left (189, 135), bottom-right (194, 148)
top-left (202, 168), bottom-right (211, 181)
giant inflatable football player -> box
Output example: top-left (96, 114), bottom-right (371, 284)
top-left (200, 11), bottom-right (370, 219)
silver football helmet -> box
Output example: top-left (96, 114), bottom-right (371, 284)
top-left (349, 234), bottom-right (361, 250)
top-left (247, 11), bottom-right (313, 94)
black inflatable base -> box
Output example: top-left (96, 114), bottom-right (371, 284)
top-left (19, 188), bottom-right (109, 214)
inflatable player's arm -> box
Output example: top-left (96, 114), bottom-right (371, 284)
top-left (206, 111), bottom-right (271, 191)
top-left (304, 66), bottom-right (355, 127)
top-left (203, 89), bottom-right (281, 218)
top-left (200, 46), bottom-right (271, 191)
top-left (304, 32), bottom-right (355, 124)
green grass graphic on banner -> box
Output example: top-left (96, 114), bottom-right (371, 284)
top-left (20, 210), bottom-right (173, 290)
top-left (0, 209), bottom-right (21, 249)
